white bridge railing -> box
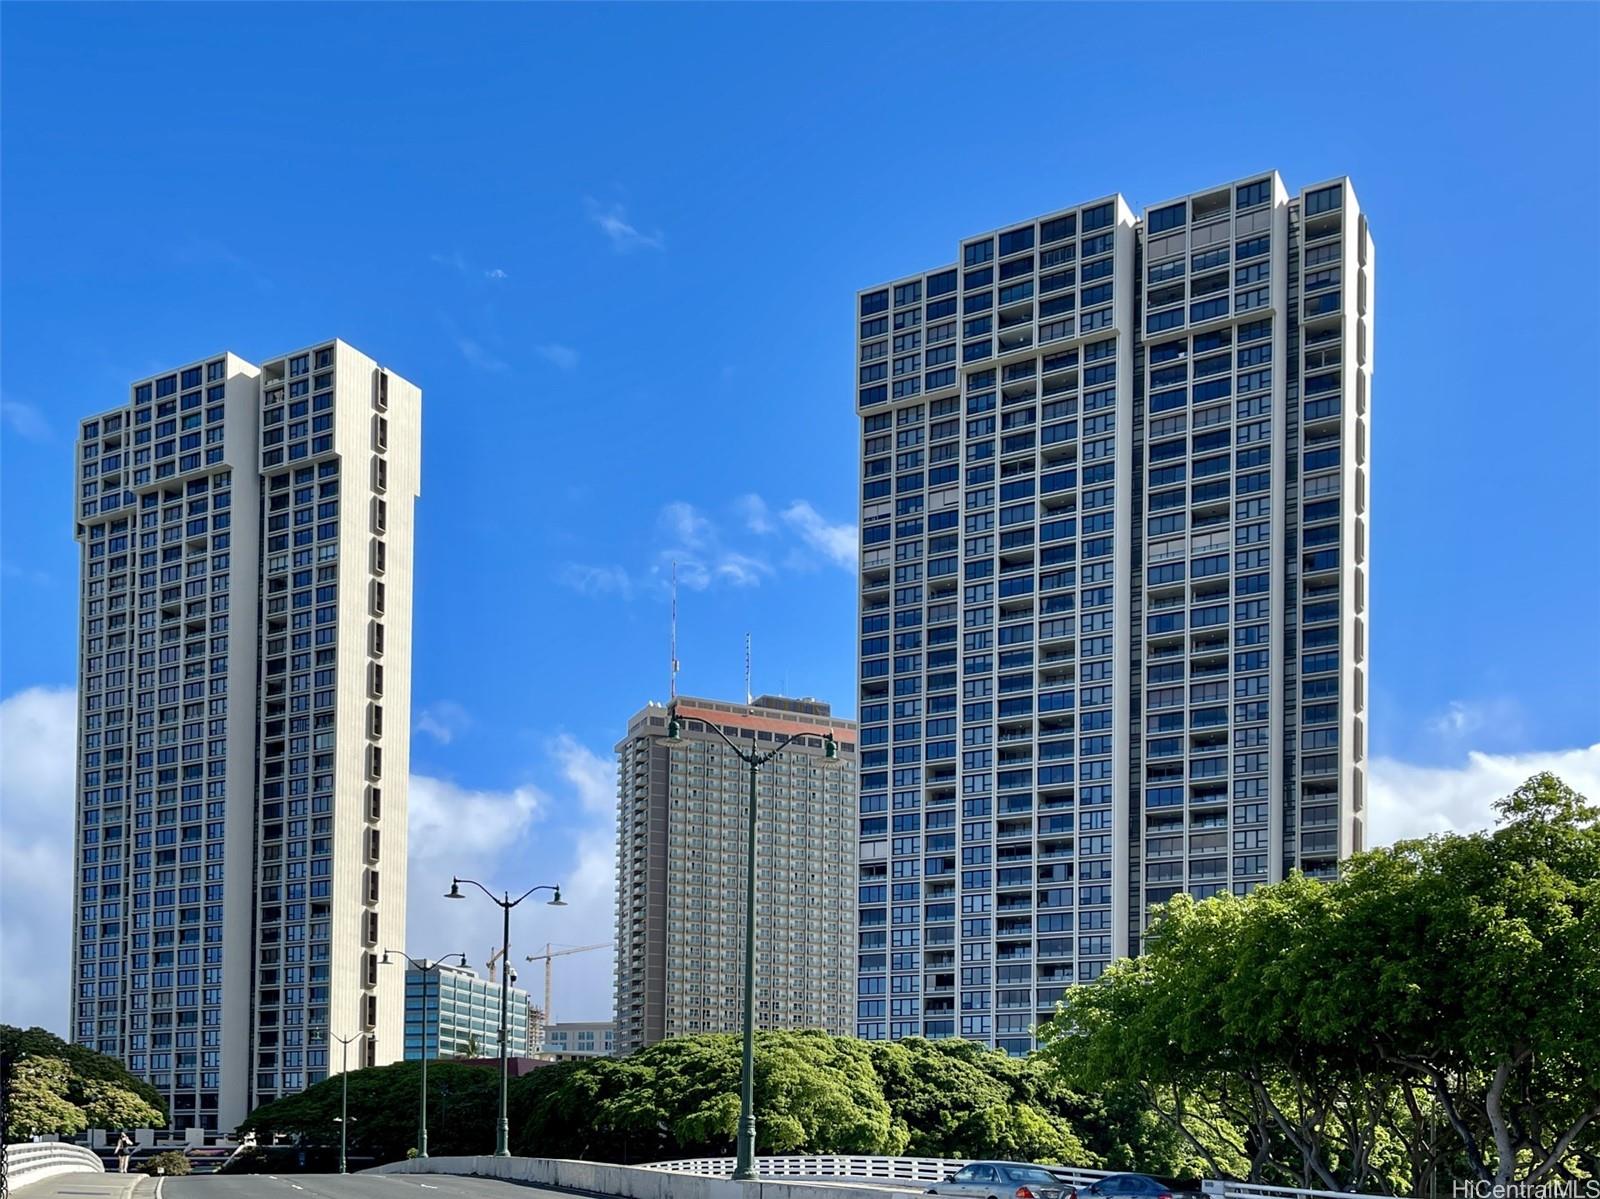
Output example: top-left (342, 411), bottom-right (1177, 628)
top-left (3, 1141), bottom-right (105, 1193)
top-left (641, 1156), bottom-right (1117, 1189)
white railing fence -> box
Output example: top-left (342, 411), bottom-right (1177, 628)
top-left (3, 1141), bottom-right (105, 1193)
top-left (1204, 1184), bottom-right (1391, 1199)
top-left (643, 1158), bottom-right (1393, 1199)
top-left (641, 1156), bottom-right (1116, 1189)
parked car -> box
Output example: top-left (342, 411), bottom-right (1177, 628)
top-left (1074, 1174), bottom-right (1203, 1199)
top-left (928, 1162), bottom-right (1076, 1199)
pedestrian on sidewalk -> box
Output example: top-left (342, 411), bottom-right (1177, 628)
top-left (115, 1133), bottom-right (134, 1173)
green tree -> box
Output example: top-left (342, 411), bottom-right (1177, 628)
top-left (1038, 772), bottom-right (1600, 1193)
top-left (239, 1060), bottom-right (501, 1162)
top-left (139, 1151), bottom-right (192, 1176)
top-left (1, 1025), bottom-right (167, 1125)
top-left (82, 1079), bottom-right (166, 1134)
top-left (513, 1031), bottom-right (904, 1164)
top-left (870, 1037), bottom-right (1093, 1164)
top-left (6, 1057), bottom-right (89, 1140)
top-left (1341, 773), bottom-right (1600, 1187)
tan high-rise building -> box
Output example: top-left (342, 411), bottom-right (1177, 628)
top-left (70, 339), bottom-right (420, 1131)
top-left (613, 696), bottom-right (856, 1055)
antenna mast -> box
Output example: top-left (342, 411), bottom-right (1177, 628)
top-left (669, 561), bottom-right (680, 703)
top-left (744, 633), bottom-right (752, 706)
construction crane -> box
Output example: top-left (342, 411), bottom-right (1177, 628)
top-left (525, 942), bottom-right (611, 1038)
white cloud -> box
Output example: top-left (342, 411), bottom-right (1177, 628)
top-left (782, 500), bottom-right (858, 570)
top-left (415, 700), bottom-right (472, 745)
top-left (454, 336), bottom-right (509, 373)
top-left (737, 494), bottom-right (775, 535)
top-left (403, 772), bottom-right (552, 993)
top-left (1423, 696), bottom-right (1525, 742)
top-left (535, 343), bottom-right (579, 371)
top-left (404, 740), bottom-right (618, 1025)
top-left (539, 738), bottom-right (617, 1021)
top-left (551, 734), bottom-right (615, 817)
top-left (1, 397), bottom-right (51, 442)
top-left (659, 501), bottom-right (714, 550)
top-left (0, 686), bottom-right (78, 1032)
top-left (0, 684), bottom-right (619, 1030)
top-left (585, 199), bottom-right (664, 253)
top-left (713, 551), bottom-right (770, 588)
top-left (432, 253), bottom-right (508, 282)
top-left (1369, 743), bottom-right (1600, 844)
top-left (557, 562), bottom-right (633, 599)
top-left (408, 774), bottom-right (543, 862)
top-left (657, 504), bottom-right (768, 592)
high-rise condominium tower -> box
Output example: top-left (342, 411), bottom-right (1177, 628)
top-left (854, 172), bottom-right (1372, 1053)
top-left (613, 695), bottom-right (857, 1055)
top-left (71, 339), bottom-right (420, 1131)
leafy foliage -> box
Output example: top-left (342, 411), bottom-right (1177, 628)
top-left (871, 1038), bottom-right (1092, 1164)
top-left (239, 1060), bottom-right (501, 1162)
top-left (1, 1026), bottom-right (168, 1135)
top-left (82, 1080), bottom-right (165, 1133)
top-left (6, 1057), bottom-right (88, 1140)
top-left (512, 1031), bottom-right (906, 1162)
top-left (139, 1151), bottom-right (194, 1175)
top-left (1038, 772), bottom-right (1600, 1193)
top-left (244, 1031), bottom-right (1096, 1167)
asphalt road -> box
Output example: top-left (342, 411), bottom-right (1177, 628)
top-left (23, 1173), bottom-right (568, 1199)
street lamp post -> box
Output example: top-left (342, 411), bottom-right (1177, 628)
top-left (667, 706), bottom-right (838, 1182)
top-left (444, 878), bottom-right (565, 1156)
top-left (330, 1032), bottom-right (359, 1174)
top-left (381, 949), bottom-right (468, 1159)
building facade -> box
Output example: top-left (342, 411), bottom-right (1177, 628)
top-left (542, 1020), bottom-right (614, 1058)
top-left (403, 962), bottom-right (535, 1060)
top-left (854, 173), bottom-right (1372, 1053)
top-left (614, 696), bottom-right (857, 1055)
top-left (70, 339), bottom-right (421, 1130)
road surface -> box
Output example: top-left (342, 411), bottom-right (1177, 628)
top-left (20, 1173), bottom-right (573, 1199)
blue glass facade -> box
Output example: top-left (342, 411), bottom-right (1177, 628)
top-left (855, 173), bottom-right (1373, 1053)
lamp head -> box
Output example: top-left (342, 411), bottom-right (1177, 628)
top-left (666, 712), bottom-right (681, 741)
top-left (445, 879), bottom-right (463, 900)
top-left (380, 951), bottom-right (391, 967)
top-left (824, 732), bottom-right (839, 761)
top-left (547, 887), bottom-right (566, 908)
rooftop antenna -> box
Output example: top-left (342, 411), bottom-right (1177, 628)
top-left (745, 632), bottom-right (752, 707)
top-left (669, 561), bottom-right (680, 703)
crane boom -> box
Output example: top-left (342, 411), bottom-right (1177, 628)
top-left (524, 941), bottom-right (612, 1042)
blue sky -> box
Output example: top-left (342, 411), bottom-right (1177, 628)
top-left (2, 3), bottom-right (1597, 1032)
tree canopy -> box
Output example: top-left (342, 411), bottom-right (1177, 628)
top-left (241, 1030), bottom-right (1102, 1167)
top-left (1, 1025), bottom-right (167, 1138)
top-left (1037, 772), bottom-right (1600, 1193)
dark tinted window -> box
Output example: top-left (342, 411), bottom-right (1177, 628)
top-left (1148, 202), bottom-right (1186, 234)
top-left (1005, 1169), bottom-right (1061, 1185)
top-left (998, 226), bottom-right (1034, 256)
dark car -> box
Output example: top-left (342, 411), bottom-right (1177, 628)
top-left (928, 1162), bottom-right (1074, 1199)
top-left (1076, 1174), bottom-right (1203, 1199)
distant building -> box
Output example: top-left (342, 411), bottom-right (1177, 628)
top-left (614, 695), bottom-right (857, 1055)
top-left (542, 1020), bottom-right (614, 1058)
top-left (404, 962), bottom-right (535, 1059)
